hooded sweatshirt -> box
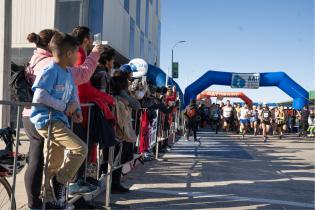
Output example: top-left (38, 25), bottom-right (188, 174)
top-left (23, 48), bottom-right (100, 117)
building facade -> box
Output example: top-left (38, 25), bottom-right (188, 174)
top-left (11, 0), bottom-right (161, 66)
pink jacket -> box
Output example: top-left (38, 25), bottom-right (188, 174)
top-left (23, 48), bottom-right (100, 117)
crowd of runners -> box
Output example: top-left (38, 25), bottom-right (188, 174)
top-left (184, 99), bottom-right (315, 142)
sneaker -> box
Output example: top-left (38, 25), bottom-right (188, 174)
top-left (263, 136), bottom-right (267, 143)
top-left (45, 201), bottom-right (74, 210)
top-left (50, 176), bottom-right (66, 204)
top-left (98, 174), bottom-right (106, 189)
top-left (69, 180), bottom-right (97, 196)
top-left (111, 184), bottom-right (130, 194)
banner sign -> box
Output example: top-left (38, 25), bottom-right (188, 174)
top-left (172, 62), bottom-right (179, 78)
top-left (231, 73), bottom-right (260, 89)
top-left (149, 113), bottom-right (158, 148)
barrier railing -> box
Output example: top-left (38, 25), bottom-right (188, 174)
top-left (0, 100), bottom-right (183, 209)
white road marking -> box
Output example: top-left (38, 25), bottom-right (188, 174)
top-left (131, 187), bottom-right (315, 209)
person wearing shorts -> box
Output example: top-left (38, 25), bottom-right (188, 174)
top-left (276, 106), bottom-right (287, 139)
top-left (239, 104), bottom-right (250, 138)
top-left (260, 103), bottom-right (272, 142)
top-left (250, 105), bottom-right (259, 136)
top-left (222, 100), bottom-right (234, 132)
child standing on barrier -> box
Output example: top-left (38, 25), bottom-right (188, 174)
top-left (30, 32), bottom-right (88, 208)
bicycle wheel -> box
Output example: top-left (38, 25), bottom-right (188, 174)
top-left (0, 177), bottom-right (15, 210)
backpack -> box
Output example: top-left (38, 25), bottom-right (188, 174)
top-left (10, 57), bottom-right (47, 102)
top-left (187, 106), bottom-right (197, 118)
top-left (114, 96), bottom-right (137, 143)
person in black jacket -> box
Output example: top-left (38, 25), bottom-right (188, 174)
top-left (184, 99), bottom-right (199, 141)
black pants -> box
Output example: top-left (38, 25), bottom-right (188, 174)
top-left (186, 119), bottom-right (197, 139)
top-left (100, 142), bottom-right (134, 187)
top-left (300, 121), bottom-right (309, 135)
top-left (22, 117), bottom-right (44, 209)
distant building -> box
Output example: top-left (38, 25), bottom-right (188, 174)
top-left (11, 0), bottom-right (161, 66)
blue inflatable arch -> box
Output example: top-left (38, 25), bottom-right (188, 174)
top-left (184, 70), bottom-right (309, 110)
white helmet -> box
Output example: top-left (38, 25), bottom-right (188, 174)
top-left (128, 58), bottom-right (148, 78)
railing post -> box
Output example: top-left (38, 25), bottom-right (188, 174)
top-left (84, 106), bottom-right (91, 183)
top-left (42, 110), bottom-right (53, 210)
top-left (11, 105), bottom-right (21, 210)
top-left (105, 146), bottom-right (115, 208)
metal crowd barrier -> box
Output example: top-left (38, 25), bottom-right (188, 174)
top-left (0, 100), bottom-right (184, 209)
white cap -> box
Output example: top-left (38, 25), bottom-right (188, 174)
top-left (263, 102), bottom-right (267, 106)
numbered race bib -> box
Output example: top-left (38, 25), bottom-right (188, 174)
top-left (263, 112), bottom-right (269, 118)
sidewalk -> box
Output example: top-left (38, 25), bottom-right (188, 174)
top-left (93, 130), bottom-right (315, 209)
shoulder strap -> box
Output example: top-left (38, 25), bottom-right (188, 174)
top-left (30, 56), bottom-right (49, 69)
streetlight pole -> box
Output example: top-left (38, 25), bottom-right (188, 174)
top-left (167, 40), bottom-right (186, 86)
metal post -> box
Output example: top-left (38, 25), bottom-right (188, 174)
top-left (11, 106), bottom-right (21, 209)
top-left (105, 146), bottom-right (115, 208)
top-left (84, 106), bottom-right (91, 182)
top-left (0, 0), bottom-right (12, 128)
top-left (155, 111), bottom-right (162, 160)
top-left (43, 110), bottom-right (53, 210)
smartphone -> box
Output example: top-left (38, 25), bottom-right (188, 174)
top-left (93, 33), bottom-right (101, 45)
top-left (102, 41), bottom-right (109, 45)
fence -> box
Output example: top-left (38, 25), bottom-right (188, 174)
top-left (0, 100), bottom-right (183, 209)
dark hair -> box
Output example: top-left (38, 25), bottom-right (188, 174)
top-left (110, 75), bottom-right (129, 95)
top-left (99, 47), bottom-right (116, 65)
top-left (27, 29), bottom-right (57, 49)
top-left (71, 26), bottom-right (91, 45)
top-left (49, 32), bottom-right (79, 56)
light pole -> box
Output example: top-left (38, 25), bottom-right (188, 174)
top-left (167, 40), bottom-right (186, 86)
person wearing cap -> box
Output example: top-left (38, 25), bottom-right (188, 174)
top-left (260, 102), bottom-right (272, 142)
top-left (120, 63), bottom-right (137, 81)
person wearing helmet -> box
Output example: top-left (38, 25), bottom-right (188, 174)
top-left (260, 103), bottom-right (272, 142)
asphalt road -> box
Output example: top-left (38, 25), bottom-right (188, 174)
top-left (94, 129), bottom-right (315, 210)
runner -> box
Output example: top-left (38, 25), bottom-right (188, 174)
top-left (298, 106), bottom-right (310, 137)
top-left (239, 104), bottom-right (250, 139)
top-left (184, 99), bottom-right (199, 141)
top-left (233, 104), bottom-right (240, 133)
top-left (271, 107), bottom-right (278, 135)
top-left (210, 103), bottom-right (221, 134)
top-left (260, 102), bottom-right (272, 142)
top-left (275, 106), bottom-right (287, 139)
top-left (250, 105), bottom-right (259, 136)
top-left (222, 100), bottom-right (234, 132)
top-left (257, 104), bottom-right (263, 135)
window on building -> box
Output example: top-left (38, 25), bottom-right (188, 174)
top-left (129, 18), bottom-right (135, 59)
top-left (136, 0), bottom-right (141, 27)
top-left (88, 0), bottom-right (104, 35)
top-left (124, 0), bottom-right (129, 13)
top-left (148, 41), bottom-right (152, 64)
top-left (156, 0), bottom-right (159, 16)
top-left (55, 0), bottom-right (81, 33)
top-left (145, 0), bottom-right (149, 37)
top-left (140, 31), bottom-right (144, 58)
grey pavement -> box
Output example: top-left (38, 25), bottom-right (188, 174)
top-left (93, 129), bottom-right (315, 210)
top-left (9, 130), bottom-right (315, 210)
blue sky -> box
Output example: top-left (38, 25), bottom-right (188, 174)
top-left (159, 0), bottom-right (314, 103)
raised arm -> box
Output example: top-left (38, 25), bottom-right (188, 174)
top-left (70, 45), bottom-right (104, 86)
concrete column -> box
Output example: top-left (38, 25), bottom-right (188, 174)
top-left (0, 0), bottom-right (12, 127)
